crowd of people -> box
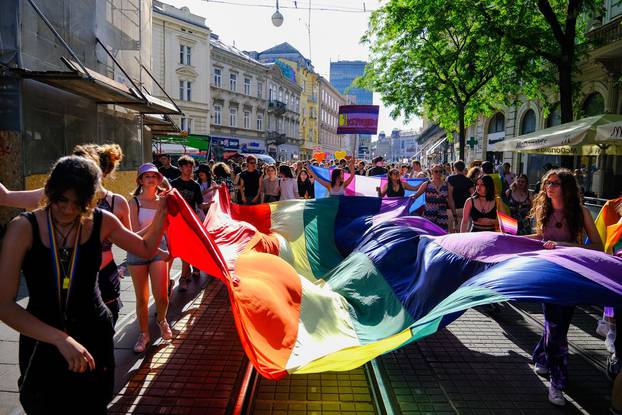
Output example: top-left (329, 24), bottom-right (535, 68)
top-left (0, 145), bottom-right (620, 412)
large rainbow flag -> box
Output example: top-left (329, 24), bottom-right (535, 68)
top-left (165, 187), bottom-right (622, 380)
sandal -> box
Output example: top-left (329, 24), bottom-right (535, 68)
top-left (133, 332), bottom-right (150, 353)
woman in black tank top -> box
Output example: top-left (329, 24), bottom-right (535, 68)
top-left (377, 168), bottom-right (421, 198)
top-left (0, 156), bottom-right (169, 413)
top-left (461, 175), bottom-right (498, 232)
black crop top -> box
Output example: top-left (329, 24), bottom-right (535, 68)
top-left (468, 196), bottom-right (497, 221)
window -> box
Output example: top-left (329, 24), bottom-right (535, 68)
top-left (213, 105), bottom-right (221, 125)
top-left (582, 92), bottom-right (604, 117)
top-left (180, 117), bottom-right (192, 133)
top-left (257, 82), bottom-right (263, 98)
top-left (213, 68), bottom-right (222, 87)
top-left (230, 73), bottom-right (237, 91)
top-left (179, 45), bottom-right (191, 65)
top-left (229, 107), bottom-right (237, 127)
top-left (520, 109), bottom-right (536, 135)
top-left (487, 113), bottom-right (505, 134)
top-left (257, 113), bottom-right (263, 131)
top-left (179, 80), bottom-right (192, 101)
top-left (546, 104), bottom-right (561, 128)
top-left (244, 111), bottom-right (250, 129)
top-left (244, 78), bottom-right (251, 95)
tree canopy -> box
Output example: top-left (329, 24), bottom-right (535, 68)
top-left (358, 0), bottom-right (518, 160)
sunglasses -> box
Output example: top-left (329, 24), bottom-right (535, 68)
top-left (248, 161), bottom-right (256, 165)
top-left (432, 170), bottom-right (443, 173)
top-left (545, 180), bottom-right (561, 187)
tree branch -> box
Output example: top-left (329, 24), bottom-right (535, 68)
top-left (537, 0), bottom-right (566, 46)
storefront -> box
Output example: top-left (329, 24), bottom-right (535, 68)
top-left (497, 114), bottom-right (622, 197)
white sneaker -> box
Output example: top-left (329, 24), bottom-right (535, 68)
top-left (158, 319), bottom-right (173, 341)
top-left (597, 319), bottom-right (610, 337)
top-left (534, 363), bottom-right (549, 376)
top-left (606, 329), bottom-right (617, 354)
top-left (133, 332), bottom-right (150, 353)
top-left (548, 386), bottom-right (565, 406)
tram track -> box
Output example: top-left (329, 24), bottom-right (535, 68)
top-left (229, 302), bottom-right (610, 415)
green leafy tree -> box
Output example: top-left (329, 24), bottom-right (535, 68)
top-left (478, 0), bottom-right (603, 123)
top-left (358, 0), bottom-right (517, 160)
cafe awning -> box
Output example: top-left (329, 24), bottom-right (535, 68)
top-left (496, 114), bottom-right (622, 156)
top-left (16, 58), bottom-right (180, 115)
top-left (144, 114), bottom-right (180, 135)
top-left (596, 120), bottom-right (622, 142)
top-left (426, 136), bottom-right (447, 156)
top-left (17, 57), bottom-right (143, 104)
top-left (155, 134), bottom-right (211, 151)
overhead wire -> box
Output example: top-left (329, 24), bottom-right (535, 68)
top-left (201, 0), bottom-right (376, 13)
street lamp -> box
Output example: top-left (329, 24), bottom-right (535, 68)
top-left (272, 0), bottom-right (284, 27)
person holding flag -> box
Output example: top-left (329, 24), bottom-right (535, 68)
top-left (306, 158), bottom-right (355, 196)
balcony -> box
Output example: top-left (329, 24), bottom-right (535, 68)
top-left (587, 15), bottom-right (622, 48)
top-left (268, 100), bottom-right (286, 115)
top-left (267, 130), bottom-right (287, 145)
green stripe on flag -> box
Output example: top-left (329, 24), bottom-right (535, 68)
top-left (303, 197), bottom-right (344, 279)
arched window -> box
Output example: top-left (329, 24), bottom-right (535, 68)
top-left (546, 104), bottom-right (561, 128)
top-left (487, 113), bottom-right (505, 134)
top-left (582, 92), bottom-right (604, 117)
top-left (520, 109), bottom-right (536, 134)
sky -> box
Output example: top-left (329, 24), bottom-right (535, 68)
top-left (167, 0), bottom-right (423, 139)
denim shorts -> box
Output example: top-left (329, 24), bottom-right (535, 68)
top-left (127, 237), bottom-right (168, 266)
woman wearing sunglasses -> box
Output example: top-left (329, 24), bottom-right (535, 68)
top-left (506, 173), bottom-right (533, 235)
top-left (528, 168), bottom-right (602, 407)
top-left (412, 164), bottom-right (455, 231)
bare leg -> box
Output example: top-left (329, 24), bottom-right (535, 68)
top-left (149, 260), bottom-right (169, 320)
top-left (129, 265), bottom-right (150, 333)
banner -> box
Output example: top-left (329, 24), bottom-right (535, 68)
top-left (337, 105), bottom-right (380, 135)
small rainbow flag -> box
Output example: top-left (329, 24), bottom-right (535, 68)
top-left (498, 211), bottom-right (518, 235)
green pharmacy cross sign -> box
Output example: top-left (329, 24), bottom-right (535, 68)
top-left (467, 136), bottom-right (478, 149)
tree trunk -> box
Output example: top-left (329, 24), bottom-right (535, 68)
top-left (458, 106), bottom-right (466, 161)
top-left (558, 60), bottom-right (574, 123)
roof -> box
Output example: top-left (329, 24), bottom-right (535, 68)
top-left (260, 42), bottom-right (304, 56)
top-left (210, 37), bottom-right (264, 67)
top-left (153, 1), bottom-right (209, 31)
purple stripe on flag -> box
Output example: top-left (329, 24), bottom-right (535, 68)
top-left (431, 232), bottom-right (622, 294)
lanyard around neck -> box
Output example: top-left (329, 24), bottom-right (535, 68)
top-left (47, 209), bottom-right (82, 311)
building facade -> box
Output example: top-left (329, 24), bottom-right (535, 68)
top-left (265, 63), bottom-right (303, 161)
top-left (0, 0), bottom-right (178, 230)
top-left (329, 60), bottom-right (373, 158)
top-left (153, 1), bottom-right (211, 136)
top-left (255, 43), bottom-right (319, 158)
top-left (318, 76), bottom-right (346, 155)
top-left (210, 34), bottom-right (269, 156)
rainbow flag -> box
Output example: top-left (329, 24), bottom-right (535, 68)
top-left (497, 211), bottom-right (518, 235)
top-left (309, 165), bottom-right (427, 213)
top-left (165, 188), bottom-right (622, 380)
top-left (594, 198), bottom-right (622, 254)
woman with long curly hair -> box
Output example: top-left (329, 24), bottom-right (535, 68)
top-left (529, 168), bottom-right (602, 407)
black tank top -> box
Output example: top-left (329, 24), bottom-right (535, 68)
top-left (97, 192), bottom-right (115, 252)
top-left (386, 181), bottom-right (405, 197)
top-left (21, 209), bottom-right (108, 329)
top-left (469, 196), bottom-right (497, 221)
top-left (19, 209), bottom-right (115, 412)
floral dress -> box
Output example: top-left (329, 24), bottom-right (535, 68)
top-left (424, 180), bottom-right (449, 230)
top-left (507, 190), bottom-right (532, 235)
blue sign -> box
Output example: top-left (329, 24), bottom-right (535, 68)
top-left (212, 137), bottom-right (240, 149)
